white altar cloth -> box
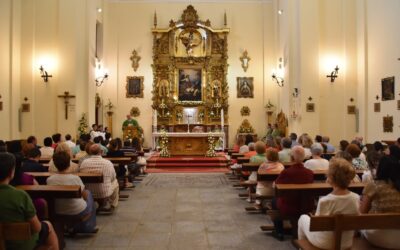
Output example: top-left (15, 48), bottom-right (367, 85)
top-left (152, 132), bottom-right (225, 150)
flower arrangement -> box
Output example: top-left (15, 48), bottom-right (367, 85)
top-left (77, 113), bottom-right (89, 136)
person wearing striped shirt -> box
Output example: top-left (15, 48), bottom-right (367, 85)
top-left (80, 144), bottom-right (119, 212)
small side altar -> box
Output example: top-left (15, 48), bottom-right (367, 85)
top-left (152, 132), bottom-right (225, 156)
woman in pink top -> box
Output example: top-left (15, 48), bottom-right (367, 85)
top-left (257, 148), bottom-right (284, 197)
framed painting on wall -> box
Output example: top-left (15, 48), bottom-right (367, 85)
top-left (381, 76), bottom-right (395, 101)
top-left (178, 68), bottom-right (202, 103)
top-left (306, 103), bottom-right (315, 112)
top-left (21, 103), bottom-right (30, 112)
top-left (126, 76), bottom-right (144, 98)
top-left (237, 77), bottom-right (254, 98)
top-left (347, 105), bottom-right (356, 114)
top-left (374, 103), bottom-right (380, 112)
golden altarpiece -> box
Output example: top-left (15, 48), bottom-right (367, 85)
top-left (151, 6), bottom-right (229, 155)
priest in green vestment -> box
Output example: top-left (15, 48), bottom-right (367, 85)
top-left (122, 114), bottom-right (139, 130)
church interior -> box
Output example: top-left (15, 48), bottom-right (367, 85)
top-left (0, 0), bottom-right (400, 249)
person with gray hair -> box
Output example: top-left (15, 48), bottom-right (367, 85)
top-left (304, 143), bottom-right (329, 171)
top-left (322, 136), bottom-right (335, 153)
top-left (271, 146), bottom-right (314, 240)
top-left (248, 142), bottom-right (255, 152)
top-left (278, 137), bottom-right (292, 163)
top-left (80, 144), bottom-right (119, 212)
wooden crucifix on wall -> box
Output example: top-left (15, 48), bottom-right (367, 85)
top-left (57, 91), bottom-right (76, 120)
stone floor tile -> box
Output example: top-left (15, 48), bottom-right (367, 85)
top-left (130, 232), bottom-right (170, 246)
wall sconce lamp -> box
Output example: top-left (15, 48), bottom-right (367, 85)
top-left (239, 50), bottom-right (250, 72)
top-left (95, 59), bottom-right (108, 87)
top-left (272, 73), bottom-right (284, 87)
top-left (292, 88), bottom-right (299, 98)
top-left (95, 73), bottom-right (108, 87)
top-left (39, 65), bottom-right (52, 82)
top-left (326, 65), bottom-right (339, 82)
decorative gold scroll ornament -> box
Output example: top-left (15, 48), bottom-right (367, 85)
top-left (240, 106), bottom-right (250, 116)
top-left (159, 130), bottom-right (170, 157)
top-left (130, 50), bottom-right (141, 72)
top-left (205, 133), bottom-right (217, 157)
top-left (238, 119), bottom-right (254, 133)
top-left (130, 107), bottom-right (140, 117)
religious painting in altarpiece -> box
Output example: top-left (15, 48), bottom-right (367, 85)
top-left (151, 5), bottom-right (230, 128)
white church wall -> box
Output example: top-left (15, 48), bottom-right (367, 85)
top-left (276, 0), bottom-right (359, 147)
top-left (318, 0), bottom-right (358, 145)
top-left (2, 0), bottom-right (396, 147)
top-left (0, 0), bottom-right (13, 140)
top-left (364, 0), bottom-right (400, 142)
top-left (103, 1), bottom-right (275, 147)
top-left (8, 0), bottom-right (100, 144)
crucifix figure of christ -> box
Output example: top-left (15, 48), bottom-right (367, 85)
top-left (57, 91), bottom-right (76, 120)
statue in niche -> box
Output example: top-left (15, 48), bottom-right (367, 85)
top-left (158, 79), bottom-right (169, 98)
top-left (276, 110), bottom-right (288, 137)
top-left (211, 80), bottom-right (221, 99)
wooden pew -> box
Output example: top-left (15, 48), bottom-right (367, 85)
top-left (228, 149), bottom-right (238, 156)
top-left (293, 213), bottom-right (400, 250)
top-left (40, 157), bottom-right (134, 165)
top-left (72, 157), bottom-right (133, 165)
top-left (241, 162), bottom-right (261, 172)
top-left (0, 222), bottom-right (31, 249)
top-left (237, 157), bottom-right (250, 164)
top-left (16, 185), bottom-right (82, 249)
top-left (231, 153), bottom-right (245, 159)
top-left (275, 183), bottom-right (365, 197)
top-left (26, 172), bottom-right (103, 184)
top-left (39, 158), bottom-right (52, 163)
top-left (260, 183), bottom-right (365, 232)
top-left (321, 153), bottom-right (335, 160)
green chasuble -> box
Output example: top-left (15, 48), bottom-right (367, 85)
top-left (122, 118), bottom-right (139, 130)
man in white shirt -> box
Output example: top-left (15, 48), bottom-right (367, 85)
top-left (64, 134), bottom-right (76, 149)
top-left (304, 143), bottom-right (329, 171)
top-left (39, 137), bottom-right (54, 158)
top-left (89, 124), bottom-right (98, 141)
top-left (80, 144), bottom-right (119, 211)
top-left (47, 151), bottom-right (97, 233)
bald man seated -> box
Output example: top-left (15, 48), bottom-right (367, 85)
top-left (80, 144), bottom-right (119, 212)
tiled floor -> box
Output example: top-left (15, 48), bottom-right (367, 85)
top-left (65, 173), bottom-right (294, 250)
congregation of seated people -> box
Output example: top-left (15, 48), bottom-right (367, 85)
top-left (0, 130), bottom-right (146, 249)
top-left (230, 133), bottom-right (400, 249)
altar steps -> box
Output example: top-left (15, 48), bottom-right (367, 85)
top-left (147, 156), bottom-right (230, 169)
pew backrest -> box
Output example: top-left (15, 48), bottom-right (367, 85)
top-left (237, 157), bottom-right (250, 164)
top-left (0, 222), bottom-right (31, 250)
top-left (308, 213), bottom-right (400, 250)
top-left (26, 172), bottom-right (103, 184)
top-left (275, 183), bottom-right (365, 197)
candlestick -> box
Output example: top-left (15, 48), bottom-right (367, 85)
top-left (153, 109), bottom-right (158, 132)
top-left (221, 109), bottom-right (224, 129)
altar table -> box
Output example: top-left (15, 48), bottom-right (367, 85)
top-left (152, 132), bottom-right (225, 156)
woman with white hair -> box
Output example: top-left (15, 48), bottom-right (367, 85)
top-left (304, 143), bottom-right (329, 171)
top-left (48, 142), bottom-right (79, 173)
